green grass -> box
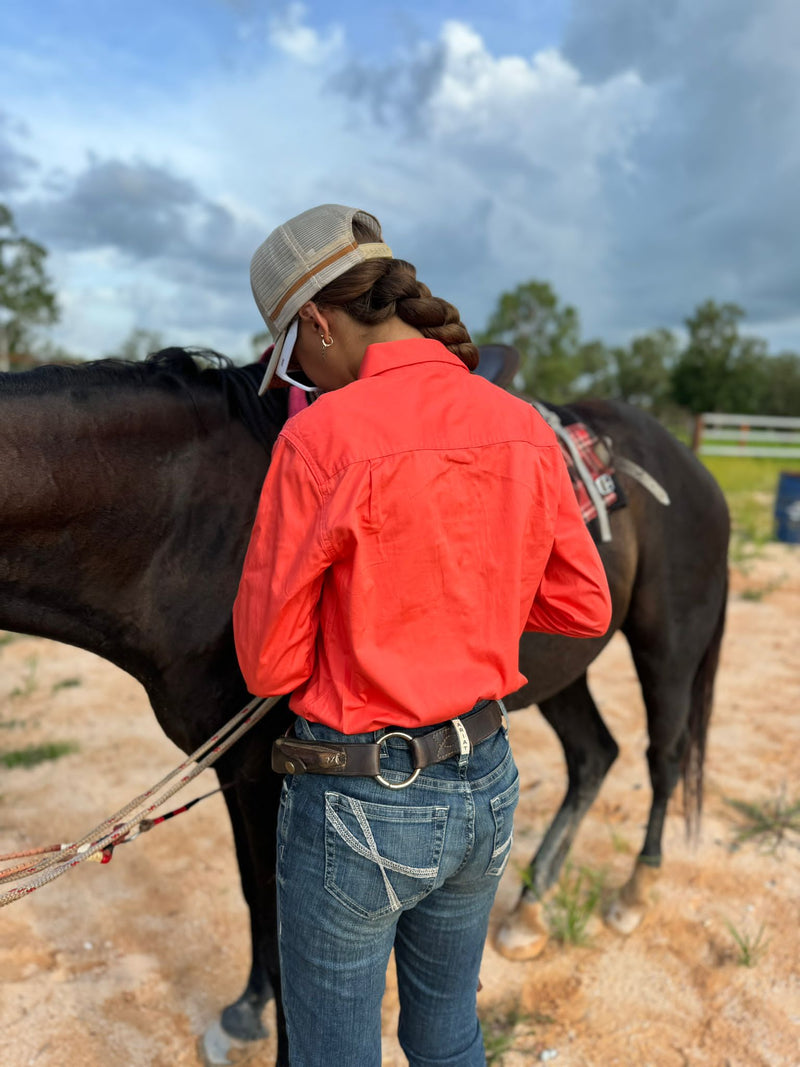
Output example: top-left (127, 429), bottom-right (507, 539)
top-left (700, 456), bottom-right (797, 558)
top-left (738, 575), bottom-right (787, 601)
top-left (0, 632), bottom-right (19, 649)
top-left (725, 791), bottom-right (800, 853)
top-left (516, 863), bottom-right (534, 893)
top-left (606, 823), bottom-right (632, 854)
top-left (51, 677), bottom-right (82, 692)
top-left (9, 655), bottom-right (40, 699)
top-left (480, 1001), bottom-right (553, 1065)
top-left (0, 741), bottom-right (79, 769)
top-left (701, 456), bottom-right (794, 494)
top-left (724, 919), bottom-right (770, 967)
top-left (545, 863), bottom-right (606, 945)
top-left (482, 1003), bottom-right (529, 1065)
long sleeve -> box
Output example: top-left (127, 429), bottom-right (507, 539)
top-left (233, 434), bottom-right (332, 697)
top-left (524, 459), bottom-right (613, 637)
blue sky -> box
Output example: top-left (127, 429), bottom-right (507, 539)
top-left (1, 0), bottom-right (799, 361)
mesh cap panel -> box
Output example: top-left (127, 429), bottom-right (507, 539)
top-left (250, 204), bottom-right (391, 340)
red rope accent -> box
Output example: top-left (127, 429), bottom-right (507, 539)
top-left (0, 697), bottom-right (275, 905)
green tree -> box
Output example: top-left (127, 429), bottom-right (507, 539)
top-left (478, 280), bottom-right (610, 402)
top-left (671, 300), bottom-right (770, 415)
top-left (761, 352), bottom-right (800, 416)
top-left (723, 337), bottom-right (771, 413)
top-left (576, 339), bottom-right (616, 398)
top-left (611, 328), bottom-right (678, 412)
top-left (0, 204), bottom-right (59, 370)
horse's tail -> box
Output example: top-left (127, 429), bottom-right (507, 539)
top-left (682, 569), bottom-right (728, 838)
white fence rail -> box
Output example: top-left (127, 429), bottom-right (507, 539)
top-left (698, 413), bottom-right (800, 458)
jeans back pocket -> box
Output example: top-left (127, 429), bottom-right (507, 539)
top-left (486, 773), bottom-right (519, 876)
top-left (324, 791), bottom-right (448, 919)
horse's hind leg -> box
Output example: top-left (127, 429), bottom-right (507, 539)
top-left (495, 675), bottom-right (619, 960)
top-left (605, 659), bottom-right (692, 935)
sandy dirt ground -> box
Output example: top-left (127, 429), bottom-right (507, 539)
top-left (1, 544), bottom-right (798, 1067)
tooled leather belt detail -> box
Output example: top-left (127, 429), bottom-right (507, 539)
top-left (271, 700), bottom-right (505, 777)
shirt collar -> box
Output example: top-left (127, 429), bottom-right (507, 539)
top-left (358, 338), bottom-right (468, 381)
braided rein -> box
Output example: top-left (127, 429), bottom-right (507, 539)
top-left (0, 694), bottom-right (280, 907)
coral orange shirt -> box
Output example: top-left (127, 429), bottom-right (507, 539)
top-left (233, 339), bottom-right (611, 732)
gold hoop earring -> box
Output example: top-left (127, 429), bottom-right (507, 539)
top-left (321, 333), bottom-right (333, 350)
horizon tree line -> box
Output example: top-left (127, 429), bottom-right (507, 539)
top-left (2, 203), bottom-right (798, 420)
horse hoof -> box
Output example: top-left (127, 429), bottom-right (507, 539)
top-left (604, 862), bottom-right (661, 936)
top-left (220, 997), bottom-right (269, 1042)
top-left (494, 898), bottom-right (549, 961)
top-left (199, 1020), bottom-right (258, 1066)
top-left (604, 898), bottom-right (644, 935)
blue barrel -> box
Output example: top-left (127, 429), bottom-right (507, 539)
top-left (775, 471), bottom-right (800, 543)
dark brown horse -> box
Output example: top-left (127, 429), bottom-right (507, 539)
top-left (0, 351), bottom-right (729, 1066)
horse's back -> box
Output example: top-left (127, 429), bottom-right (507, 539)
top-left (573, 399), bottom-right (726, 512)
top-left (510, 399), bottom-right (729, 709)
top-left (573, 399), bottom-right (729, 655)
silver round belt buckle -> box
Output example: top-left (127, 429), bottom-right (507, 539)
top-left (374, 731), bottom-right (421, 790)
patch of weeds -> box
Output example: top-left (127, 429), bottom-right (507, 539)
top-left (0, 741), bottom-right (79, 769)
top-left (51, 677), bottom-right (82, 693)
top-left (0, 718), bottom-right (27, 730)
top-left (0, 632), bottom-right (19, 649)
top-left (545, 862), bottom-right (606, 945)
top-left (724, 920), bottom-right (770, 968)
top-left (516, 864), bottom-right (535, 892)
top-left (480, 1001), bottom-right (552, 1065)
top-left (738, 574), bottom-right (787, 602)
top-left (701, 458), bottom-right (793, 565)
top-left (733, 499), bottom-right (773, 546)
top-left (606, 823), bottom-right (632, 854)
top-left (725, 790), bottom-right (800, 853)
top-left (724, 497), bottom-right (775, 571)
top-left (729, 530), bottom-right (769, 570)
top-left (9, 655), bottom-right (40, 699)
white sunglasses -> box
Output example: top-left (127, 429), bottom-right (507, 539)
top-left (275, 319), bottom-right (318, 392)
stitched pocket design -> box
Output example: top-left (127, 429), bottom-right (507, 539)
top-left (486, 773), bottom-right (519, 876)
top-left (324, 792), bottom-right (448, 919)
top-left (276, 775), bottom-right (297, 873)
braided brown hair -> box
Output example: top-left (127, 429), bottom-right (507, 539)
top-left (313, 222), bottom-right (479, 371)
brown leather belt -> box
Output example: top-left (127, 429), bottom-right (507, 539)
top-left (271, 700), bottom-right (505, 789)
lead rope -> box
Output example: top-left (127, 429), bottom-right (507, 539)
top-left (0, 784), bottom-right (230, 870)
top-left (0, 694), bottom-right (280, 907)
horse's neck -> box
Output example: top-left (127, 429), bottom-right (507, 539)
top-left (2, 385), bottom-right (192, 529)
top-left (0, 384), bottom-right (268, 687)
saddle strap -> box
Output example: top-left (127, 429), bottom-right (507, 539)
top-left (532, 400), bottom-right (613, 542)
top-left (615, 456), bottom-right (671, 506)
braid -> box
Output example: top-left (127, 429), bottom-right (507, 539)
top-left (315, 258), bottom-right (479, 371)
top-left (391, 272), bottom-right (479, 372)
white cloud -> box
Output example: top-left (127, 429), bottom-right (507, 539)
top-left (0, 109), bottom-right (42, 197)
top-left (268, 2), bottom-right (344, 65)
top-left (426, 22), bottom-right (655, 180)
top-left (558, 0), bottom-right (800, 333)
top-left (333, 20), bottom-right (659, 336)
top-left (4, 4), bottom-right (799, 359)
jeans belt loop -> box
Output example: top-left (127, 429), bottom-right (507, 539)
top-left (451, 717), bottom-right (472, 758)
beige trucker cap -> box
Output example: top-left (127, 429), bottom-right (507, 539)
top-left (250, 204), bottom-right (393, 394)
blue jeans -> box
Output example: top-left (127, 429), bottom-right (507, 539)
top-left (276, 707), bottom-right (519, 1066)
